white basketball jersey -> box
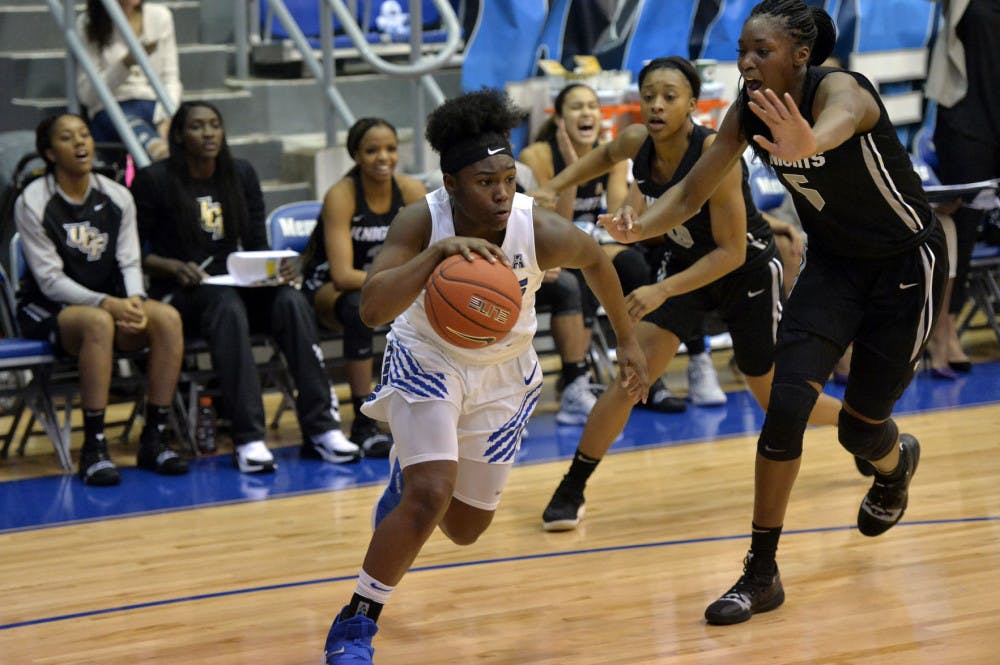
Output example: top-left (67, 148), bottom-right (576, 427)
top-left (392, 187), bottom-right (544, 365)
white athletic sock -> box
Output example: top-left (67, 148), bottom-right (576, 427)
top-left (356, 568), bottom-right (395, 605)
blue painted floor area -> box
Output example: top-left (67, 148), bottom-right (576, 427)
top-left (3, 362), bottom-right (999, 533)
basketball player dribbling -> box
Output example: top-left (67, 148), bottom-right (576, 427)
top-left (321, 88), bottom-right (648, 664)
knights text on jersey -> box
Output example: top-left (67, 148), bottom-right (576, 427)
top-left (772, 67), bottom-right (934, 259)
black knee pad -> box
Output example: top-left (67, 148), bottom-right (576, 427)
top-left (838, 411), bottom-right (898, 461)
top-left (757, 382), bottom-right (818, 461)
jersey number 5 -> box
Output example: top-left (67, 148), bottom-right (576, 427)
top-left (783, 174), bottom-right (826, 211)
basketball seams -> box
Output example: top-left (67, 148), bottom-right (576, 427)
top-left (424, 254), bottom-right (522, 348)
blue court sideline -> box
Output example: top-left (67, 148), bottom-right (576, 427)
top-left (2, 361), bottom-right (999, 534)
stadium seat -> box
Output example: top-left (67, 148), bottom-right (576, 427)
top-left (267, 200), bottom-right (321, 253)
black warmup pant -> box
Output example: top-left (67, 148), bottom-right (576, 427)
top-left (172, 284), bottom-right (337, 445)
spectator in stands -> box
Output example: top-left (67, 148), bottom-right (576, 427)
top-left (526, 82), bottom-right (728, 413)
top-left (78, 0), bottom-right (182, 161)
top-left (14, 113), bottom-right (188, 485)
top-left (925, 0), bottom-right (1000, 374)
top-left (535, 56), bottom-right (842, 532)
top-left (131, 101), bottom-right (361, 473)
top-left (300, 118), bottom-right (427, 458)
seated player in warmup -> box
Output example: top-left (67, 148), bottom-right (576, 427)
top-left (132, 101), bottom-right (361, 473)
top-left (301, 117), bottom-right (427, 457)
top-left (321, 89), bottom-right (648, 664)
top-left (14, 113), bottom-right (188, 485)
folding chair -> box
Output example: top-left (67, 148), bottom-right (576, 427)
top-left (909, 130), bottom-right (1000, 345)
top-left (8, 233), bottom-right (183, 462)
top-left (0, 261), bottom-right (71, 469)
top-left (266, 200), bottom-right (321, 253)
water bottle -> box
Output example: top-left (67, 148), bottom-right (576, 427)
top-left (195, 395), bottom-right (217, 454)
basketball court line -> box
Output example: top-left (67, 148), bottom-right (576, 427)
top-left (3, 514), bottom-right (997, 632)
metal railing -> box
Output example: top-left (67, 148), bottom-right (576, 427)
top-left (47, 0), bottom-right (178, 168)
top-left (240, 0), bottom-right (462, 172)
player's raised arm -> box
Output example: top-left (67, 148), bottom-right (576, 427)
top-left (533, 206), bottom-right (648, 402)
top-left (615, 105), bottom-right (747, 243)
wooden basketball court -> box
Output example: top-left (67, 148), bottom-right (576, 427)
top-left (2, 348), bottom-right (1000, 663)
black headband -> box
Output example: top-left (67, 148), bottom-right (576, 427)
top-left (439, 137), bottom-right (512, 174)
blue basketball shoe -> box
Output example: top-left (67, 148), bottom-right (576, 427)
top-left (324, 607), bottom-right (377, 664)
top-left (371, 446), bottom-right (403, 529)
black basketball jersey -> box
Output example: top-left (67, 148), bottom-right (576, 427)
top-left (768, 67), bottom-right (934, 259)
top-left (549, 135), bottom-right (607, 223)
top-left (303, 170), bottom-right (405, 289)
top-left (17, 174), bottom-right (128, 303)
top-left (632, 124), bottom-right (775, 273)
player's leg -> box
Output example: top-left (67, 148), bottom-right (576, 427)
top-left (326, 395), bottom-right (461, 662)
top-left (55, 305), bottom-right (120, 485)
top-left (705, 255), bottom-right (857, 625)
top-left (438, 458), bottom-right (512, 544)
top-left (848, 225), bottom-right (947, 536)
top-left (542, 319), bottom-right (679, 531)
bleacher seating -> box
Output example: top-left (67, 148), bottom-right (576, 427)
top-left (263, 0), bottom-right (450, 50)
top-left (834, 0), bottom-right (937, 134)
top-left (621, 0), bottom-right (700, 77)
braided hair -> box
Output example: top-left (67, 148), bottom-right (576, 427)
top-left (737, 0), bottom-right (837, 164)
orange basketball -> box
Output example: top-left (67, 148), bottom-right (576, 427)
top-left (424, 254), bottom-right (522, 349)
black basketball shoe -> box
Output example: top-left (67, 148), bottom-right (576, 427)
top-left (542, 482), bottom-right (585, 531)
top-left (857, 434), bottom-right (920, 537)
top-left (78, 436), bottom-right (121, 486)
top-left (705, 553), bottom-right (784, 625)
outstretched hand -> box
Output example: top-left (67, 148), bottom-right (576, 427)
top-left (614, 335), bottom-right (649, 404)
top-left (748, 89), bottom-right (817, 162)
top-left (596, 205), bottom-right (641, 244)
top-left (625, 284), bottom-right (668, 322)
top-left (529, 186), bottom-right (559, 210)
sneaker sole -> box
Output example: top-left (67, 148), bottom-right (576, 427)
top-left (690, 397), bottom-right (727, 407)
top-left (300, 443), bottom-right (361, 465)
top-left (542, 505), bottom-right (586, 532)
top-left (236, 458), bottom-right (277, 473)
top-left (705, 585), bottom-right (785, 625)
top-left (81, 470), bottom-right (121, 486)
top-left (637, 400), bottom-right (687, 414)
